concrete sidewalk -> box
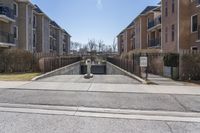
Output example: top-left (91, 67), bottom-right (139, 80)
top-left (146, 74), bottom-right (195, 86)
top-left (1, 81), bottom-right (200, 95)
top-left (0, 81), bottom-right (30, 88)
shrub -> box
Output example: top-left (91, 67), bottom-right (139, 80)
top-left (181, 54), bottom-right (200, 80)
top-left (0, 48), bottom-right (37, 73)
top-left (163, 53), bottom-right (179, 67)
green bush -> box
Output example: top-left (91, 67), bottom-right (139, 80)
top-left (163, 53), bottom-right (179, 67)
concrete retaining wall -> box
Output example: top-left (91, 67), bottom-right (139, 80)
top-left (32, 61), bottom-right (80, 80)
top-left (106, 62), bottom-right (125, 75)
top-left (106, 62), bottom-right (147, 84)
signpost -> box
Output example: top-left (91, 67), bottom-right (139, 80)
top-left (140, 56), bottom-right (148, 67)
top-left (140, 56), bottom-right (148, 80)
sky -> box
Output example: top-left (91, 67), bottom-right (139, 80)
top-left (31, 0), bottom-right (160, 45)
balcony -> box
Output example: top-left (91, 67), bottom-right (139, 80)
top-left (148, 16), bottom-right (161, 30)
top-left (0, 6), bottom-right (15, 22)
top-left (0, 31), bottom-right (15, 47)
top-left (148, 38), bottom-right (161, 48)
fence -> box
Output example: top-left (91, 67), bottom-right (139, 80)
top-left (39, 56), bottom-right (81, 73)
top-left (0, 49), bottom-right (81, 73)
top-left (107, 57), bottom-right (137, 76)
top-left (107, 50), bottom-right (200, 81)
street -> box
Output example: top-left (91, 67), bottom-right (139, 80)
top-left (0, 75), bottom-right (200, 133)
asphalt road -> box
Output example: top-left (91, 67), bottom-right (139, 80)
top-left (0, 111), bottom-right (200, 133)
top-left (0, 88), bottom-right (200, 112)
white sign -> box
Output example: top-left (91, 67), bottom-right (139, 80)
top-left (140, 56), bottom-right (148, 67)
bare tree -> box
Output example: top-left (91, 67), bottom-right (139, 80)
top-left (79, 44), bottom-right (88, 55)
top-left (97, 40), bottom-right (104, 52)
top-left (88, 39), bottom-right (97, 52)
top-left (71, 42), bottom-right (82, 51)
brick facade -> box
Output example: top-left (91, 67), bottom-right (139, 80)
top-left (118, 0), bottom-right (200, 54)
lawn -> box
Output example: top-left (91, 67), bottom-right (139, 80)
top-left (0, 73), bottom-right (41, 81)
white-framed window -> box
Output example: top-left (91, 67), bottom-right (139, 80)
top-left (13, 2), bottom-right (18, 17)
top-left (191, 14), bottom-right (198, 32)
top-left (13, 26), bottom-right (18, 39)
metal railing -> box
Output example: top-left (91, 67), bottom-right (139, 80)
top-left (0, 31), bottom-right (14, 44)
top-left (148, 38), bottom-right (161, 47)
top-left (148, 16), bottom-right (161, 29)
top-left (0, 6), bottom-right (15, 19)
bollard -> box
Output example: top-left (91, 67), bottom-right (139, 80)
top-left (84, 59), bottom-right (93, 79)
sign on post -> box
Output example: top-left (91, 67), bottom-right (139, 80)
top-left (140, 56), bottom-right (148, 67)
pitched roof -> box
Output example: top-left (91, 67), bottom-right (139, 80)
top-left (34, 4), bottom-right (43, 13)
top-left (63, 29), bottom-right (71, 37)
top-left (50, 21), bottom-right (61, 29)
top-left (126, 20), bottom-right (135, 29)
top-left (140, 6), bottom-right (158, 15)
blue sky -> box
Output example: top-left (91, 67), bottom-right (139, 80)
top-left (31, 0), bottom-right (160, 45)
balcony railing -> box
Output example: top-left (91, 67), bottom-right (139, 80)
top-left (148, 16), bottom-right (161, 29)
top-left (0, 6), bottom-right (15, 20)
top-left (0, 31), bottom-right (14, 44)
top-left (148, 38), bottom-right (161, 47)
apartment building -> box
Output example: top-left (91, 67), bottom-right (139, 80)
top-left (146, 6), bottom-right (161, 49)
top-left (0, 0), bottom-right (71, 55)
top-left (34, 5), bottom-right (51, 53)
top-left (50, 21), bottom-right (64, 55)
top-left (117, 30), bottom-right (125, 54)
top-left (62, 30), bottom-right (71, 54)
top-left (162, 0), bottom-right (200, 52)
top-left (118, 0), bottom-right (200, 54)
top-left (0, 0), bottom-right (17, 49)
top-left (117, 6), bottom-right (160, 54)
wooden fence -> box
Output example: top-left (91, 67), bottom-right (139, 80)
top-left (107, 50), bottom-right (200, 81)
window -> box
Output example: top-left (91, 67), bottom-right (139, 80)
top-left (13, 3), bottom-right (18, 17)
top-left (172, 0), bottom-right (175, 13)
top-left (13, 26), bottom-right (18, 39)
top-left (191, 46), bottom-right (198, 51)
top-left (165, 27), bottom-right (168, 43)
top-left (165, 1), bottom-right (168, 17)
top-left (171, 24), bottom-right (175, 41)
top-left (192, 15), bottom-right (198, 32)
top-left (33, 32), bottom-right (36, 48)
top-left (197, 0), bottom-right (200, 5)
top-left (33, 15), bottom-right (37, 28)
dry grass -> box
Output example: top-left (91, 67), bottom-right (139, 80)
top-left (0, 73), bottom-right (41, 81)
